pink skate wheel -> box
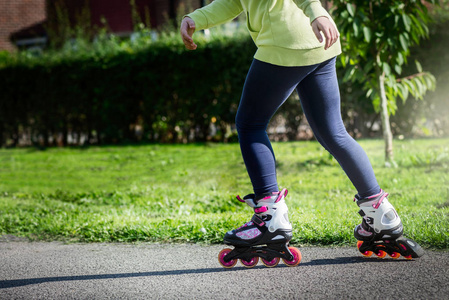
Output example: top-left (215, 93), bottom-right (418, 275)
top-left (261, 257), bottom-right (280, 268)
top-left (240, 256), bottom-right (259, 268)
top-left (218, 248), bottom-right (237, 268)
top-left (283, 247), bottom-right (302, 267)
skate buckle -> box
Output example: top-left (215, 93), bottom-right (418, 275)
top-left (251, 215), bottom-right (265, 227)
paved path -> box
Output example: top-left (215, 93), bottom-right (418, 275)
top-left (0, 238), bottom-right (448, 299)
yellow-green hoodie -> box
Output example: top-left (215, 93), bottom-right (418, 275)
top-left (187, 0), bottom-right (341, 66)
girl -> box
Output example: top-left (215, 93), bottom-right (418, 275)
top-left (180, 0), bottom-right (424, 267)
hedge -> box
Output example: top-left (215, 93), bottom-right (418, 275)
top-left (0, 30), bottom-right (256, 146)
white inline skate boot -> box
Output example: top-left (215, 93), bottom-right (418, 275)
top-left (354, 189), bottom-right (424, 259)
top-left (218, 188), bottom-right (301, 268)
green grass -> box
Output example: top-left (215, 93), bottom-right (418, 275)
top-left (0, 139), bottom-right (448, 249)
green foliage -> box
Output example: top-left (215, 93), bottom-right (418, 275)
top-left (333, 1), bottom-right (438, 114)
top-left (407, 146), bottom-right (449, 168)
top-left (0, 139), bottom-right (448, 248)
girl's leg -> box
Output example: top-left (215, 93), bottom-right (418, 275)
top-left (296, 57), bottom-right (380, 198)
top-left (226, 60), bottom-right (314, 260)
top-left (235, 59), bottom-right (316, 197)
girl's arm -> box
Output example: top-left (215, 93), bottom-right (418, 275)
top-left (186, 0), bottom-right (243, 31)
top-left (180, 0), bottom-right (243, 50)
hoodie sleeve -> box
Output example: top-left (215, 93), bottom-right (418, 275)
top-left (293, 0), bottom-right (329, 23)
top-left (186, 0), bottom-right (243, 31)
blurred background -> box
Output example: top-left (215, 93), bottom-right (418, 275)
top-left (0, 0), bottom-right (448, 148)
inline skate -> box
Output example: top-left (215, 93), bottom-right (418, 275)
top-left (354, 189), bottom-right (424, 259)
top-left (218, 188), bottom-right (301, 268)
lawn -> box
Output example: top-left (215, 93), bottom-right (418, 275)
top-left (0, 138), bottom-right (448, 249)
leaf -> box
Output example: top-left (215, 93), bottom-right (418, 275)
top-left (414, 78), bottom-right (425, 99)
top-left (396, 82), bottom-right (409, 101)
top-left (415, 60), bottom-right (423, 73)
top-left (399, 33), bottom-right (408, 51)
top-left (402, 14), bottom-right (412, 32)
top-left (423, 73), bottom-right (436, 91)
top-left (396, 52), bottom-right (404, 66)
top-left (340, 55), bottom-right (347, 68)
top-left (403, 79), bottom-right (416, 97)
top-left (382, 63), bottom-right (391, 76)
top-left (352, 22), bottom-right (359, 37)
top-left (387, 97), bottom-right (398, 115)
top-left (363, 26), bottom-right (372, 43)
top-left (396, 84), bottom-right (404, 100)
top-left (347, 3), bottom-right (355, 17)
top-left (394, 15), bottom-right (400, 26)
top-left (340, 10), bottom-right (349, 19)
top-left (343, 65), bottom-right (357, 82)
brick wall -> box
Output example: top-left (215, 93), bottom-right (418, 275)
top-left (0, 0), bottom-right (203, 52)
top-left (0, 0), bottom-right (46, 51)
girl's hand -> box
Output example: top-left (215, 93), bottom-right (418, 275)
top-left (311, 16), bottom-right (339, 50)
top-left (180, 17), bottom-right (197, 50)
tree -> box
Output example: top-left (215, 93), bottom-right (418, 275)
top-left (332, 1), bottom-right (437, 165)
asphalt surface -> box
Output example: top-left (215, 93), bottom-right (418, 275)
top-left (0, 236), bottom-right (448, 299)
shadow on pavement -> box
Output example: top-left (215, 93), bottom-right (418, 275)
top-left (301, 255), bottom-right (413, 266)
top-left (0, 255), bottom-right (412, 289)
top-left (0, 267), bottom-right (233, 289)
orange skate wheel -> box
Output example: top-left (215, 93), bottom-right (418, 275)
top-left (389, 252), bottom-right (401, 259)
top-left (357, 241), bottom-right (373, 257)
top-left (375, 250), bottom-right (387, 258)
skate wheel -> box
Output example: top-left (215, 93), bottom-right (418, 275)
top-left (261, 257), bottom-right (280, 268)
top-left (240, 256), bottom-right (259, 268)
top-left (375, 250), bottom-right (387, 258)
top-left (404, 255), bottom-right (413, 260)
top-left (218, 248), bottom-right (237, 268)
top-left (357, 241), bottom-right (373, 257)
top-left (283, 247), bottom-right (302, 267)
top-left (389, 252), bottom-right (401, 259)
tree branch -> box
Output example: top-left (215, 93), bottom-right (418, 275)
top-left (396, 72), bottom-right (427, 82)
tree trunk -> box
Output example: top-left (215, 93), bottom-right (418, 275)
top-left (376, 63), bottom-right (394, 165)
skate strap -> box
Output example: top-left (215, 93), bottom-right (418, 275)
top-left (236, 194), bottom-right (255, 203)
top-left (251, 214), bottom-right (265, 227)
top-left (372, 191), bottom-right (389, 209)
top-left (275, 188), bottom-right (288, 203)
top-left (355, 189), bottom-right (390, 208)
top-left (254, 206), bottom-right (268, 214)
